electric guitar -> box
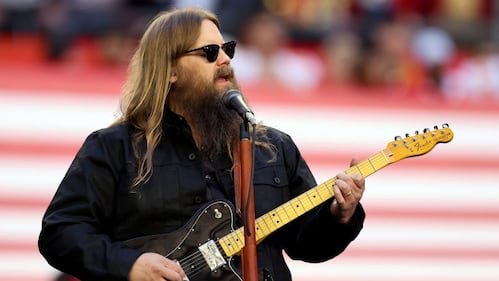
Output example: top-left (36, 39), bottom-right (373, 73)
top-left (125, 124), bottom-right (454, 281)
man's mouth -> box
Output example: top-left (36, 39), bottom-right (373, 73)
top-left (216, 75), bottom-right (230, 82)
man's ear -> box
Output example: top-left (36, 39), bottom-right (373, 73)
top-left (169, 69), bottom-right (177, 83)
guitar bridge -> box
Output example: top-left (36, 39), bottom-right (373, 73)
top-left (198, 240), bottom-right (227, 271)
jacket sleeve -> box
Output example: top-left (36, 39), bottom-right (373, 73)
top-left (277, 132), bottom-right (365, 263)
top-left (284, 200), bottom-right (365, 262)
top-left (38, 130), bottom-right (142, 281)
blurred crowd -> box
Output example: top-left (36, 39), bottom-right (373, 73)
top-left (1, 0), bottom-right (499, 102)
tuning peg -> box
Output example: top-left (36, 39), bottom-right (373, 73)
top-left (442, 123), bottom-right (449, 128)
top-left (423, 128), bottom-right (430, 133)
top-left (394, 136), bottom-right (401, 141)
top-left (405, 133), bottom-right (410, 138)
top-left (434, 125), bottom-right (438, 130)
top-left (415, 130), bottom-right (419, 135)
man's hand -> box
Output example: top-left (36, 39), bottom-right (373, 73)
top-left (330, 158), bottom-right (366, 224)
top-left (129, 252), bottom-right (186, 281)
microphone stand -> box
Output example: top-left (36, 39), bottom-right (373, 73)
top-left (237, 121), bottom-right (258, 281)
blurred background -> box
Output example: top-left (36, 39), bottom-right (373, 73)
top-left (1, 0), bottom-right (498, 280)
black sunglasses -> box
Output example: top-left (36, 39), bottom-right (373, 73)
top-left (184, 40), bottom-right (236, 62)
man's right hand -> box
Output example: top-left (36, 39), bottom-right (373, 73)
top-left (128, 252), bottom-right (186, 281)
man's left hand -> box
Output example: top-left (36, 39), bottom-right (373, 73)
top-left (330, 158), bottom-right (365, 224)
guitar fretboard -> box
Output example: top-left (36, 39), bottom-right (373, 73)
top-left (217, 148), bottom-right (394, 257)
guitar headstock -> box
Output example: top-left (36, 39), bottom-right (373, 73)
top-left (385, 123), bottom-right (453, 163)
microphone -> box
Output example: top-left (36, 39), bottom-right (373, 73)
top-left (222, 89), bottom-right (256, 125)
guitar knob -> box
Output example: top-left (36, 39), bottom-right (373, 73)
top-left (214, 208), bottom-right (223, 219)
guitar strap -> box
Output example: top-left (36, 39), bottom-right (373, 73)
top-left (233, 145), bottom-right (242, 217)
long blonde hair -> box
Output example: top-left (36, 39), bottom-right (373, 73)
top-left (113, 8), bottom-right (220, 187)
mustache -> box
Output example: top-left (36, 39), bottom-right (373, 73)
top-left (215, 65), bottom-right (235, 80)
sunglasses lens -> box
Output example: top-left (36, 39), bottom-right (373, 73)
top-left (204, 45), bottom-right (220, 62)
top-left (222, 41), bottom-right (236, 59)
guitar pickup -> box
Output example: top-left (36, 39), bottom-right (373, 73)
top-left (198, 240), bottom-right (227, 271)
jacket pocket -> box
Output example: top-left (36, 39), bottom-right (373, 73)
top-left (252, 164), bottom-right (290, 216)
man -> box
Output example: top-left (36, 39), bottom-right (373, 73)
top-left (39, 7), bottom-right (366, 281)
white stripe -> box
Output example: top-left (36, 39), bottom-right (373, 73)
top-left (0, 251), bottom-right (59, 279)
top-left (287, 256), bottom-right (499, 281)
top-left (256, 104), bottom-right (499, 159)
top-left (0, 90), bottom-right (118, 143)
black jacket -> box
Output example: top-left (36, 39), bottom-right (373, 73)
top-left (39, 112), bottom-right (365, 281)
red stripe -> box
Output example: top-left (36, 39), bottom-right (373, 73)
top-left (0, 63), bottom-right (125, 95)
top-left (0, 140), bottom-right (80, 158)
top-left (0, 241), bottom-right (39, 252)
top-left (0, 196), bottom-right (52, 210)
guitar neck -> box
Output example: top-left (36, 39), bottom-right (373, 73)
top-left (218, 148), bottom-right (393, 257)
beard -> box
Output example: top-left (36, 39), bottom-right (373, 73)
top-left (168, 66), bottom-right (243, 160)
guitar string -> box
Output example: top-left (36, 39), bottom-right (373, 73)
top-left (180, 252), bottom-right (206, 277)
top-left (180, 251), bottom-right (205, 269)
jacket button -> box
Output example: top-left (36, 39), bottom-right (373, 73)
top-left (194, 196), bottom-right (203, 203)
top-left (273, 177), bottom-right (281, 184)
top-left (188, 153), bottom-right (197, 160)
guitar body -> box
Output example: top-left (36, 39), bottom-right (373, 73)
top-left (125, 200), bottom-right (242, 281)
